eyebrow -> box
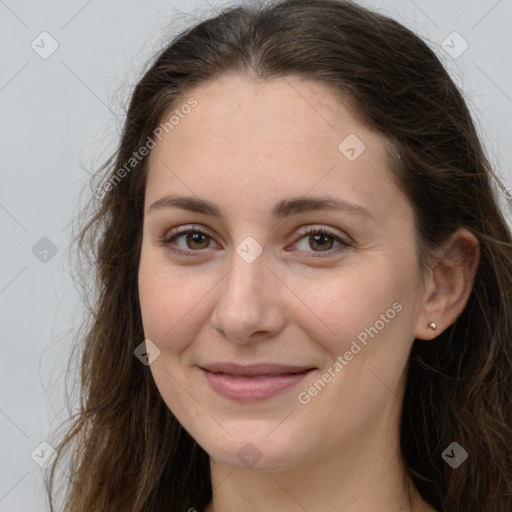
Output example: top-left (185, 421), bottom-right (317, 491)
top-left (147, 194), bottom-right (374, 221)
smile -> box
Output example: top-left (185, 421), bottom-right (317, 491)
top-left (199, 363), bottom-right (316, 402)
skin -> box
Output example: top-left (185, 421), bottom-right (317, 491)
top-left (138, 75), bottom-right (478, 512)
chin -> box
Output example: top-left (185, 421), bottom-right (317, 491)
top-left (196, 424), bottom-right (314, 472)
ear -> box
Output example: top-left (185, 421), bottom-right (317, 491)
top-left (414, 228), bottom-right (480, 340)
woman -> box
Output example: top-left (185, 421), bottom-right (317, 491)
top-left (45, 1), bottom-right (512, 511)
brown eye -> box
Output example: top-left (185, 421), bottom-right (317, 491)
top-left (182, 232), bottom-right (210, 250)
top-left (160, 227), bottom-right (217, 256)
top-left (308, 232), bottom-right (335, 251)
top-left (292, 227), bottom-right (351, 257)
top-left (159, 225), bottom-right (351, 258)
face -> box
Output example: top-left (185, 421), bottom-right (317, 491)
top-left (138, 75), bottom-right (426, 471)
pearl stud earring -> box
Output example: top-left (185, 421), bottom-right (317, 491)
top-left (428, 321), bottom-right (437, 331)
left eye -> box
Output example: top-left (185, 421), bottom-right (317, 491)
top-left (293, 227), bottom-right (350, 254)
top-left (160, 226), bottom-right (351, 257)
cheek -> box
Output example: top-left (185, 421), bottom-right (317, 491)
top-left (138, 256), bottom-right (209, 419)
top-left (138, 250), bottom-right (214, 355)
top-left (298, 258), bottom-right (419, 412)
top-left (296, 268), bottom-right (417, 421)
top-left (300, 265), bottom-right (407, 351)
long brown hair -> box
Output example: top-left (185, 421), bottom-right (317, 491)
top-left (45, 1), bottom-right (512, 510)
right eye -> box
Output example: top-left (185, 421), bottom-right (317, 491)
top-left (158, 226), bottom-right (219, 257)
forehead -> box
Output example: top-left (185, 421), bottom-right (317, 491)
top-left (145, 75), bottom-right (406, 223)
top-left (151, 75), bottom-right (390, 158)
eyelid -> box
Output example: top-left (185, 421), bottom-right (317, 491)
top-left (159, 223), bottom-right (352, 258)
top-left (159, 224), bottom-right (218, 253)
top-left (294, 225), bottom-right (352, 245)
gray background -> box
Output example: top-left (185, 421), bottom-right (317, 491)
top-left (1, 0), bottom-right (511, 510)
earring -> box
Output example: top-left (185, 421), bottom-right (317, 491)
top-left (428, 321), bottom-right (437, 331)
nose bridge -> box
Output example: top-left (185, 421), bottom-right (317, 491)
top-left (223, 232), bottom-right (268, 296)
top-left (222, 242), bottom-right (269, 314)
top-left (212, 237), bottom-right (285, 341)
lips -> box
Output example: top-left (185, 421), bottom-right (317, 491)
top-left (199, 362), bottom-right (316, 401)
top-left (200, 362), bottom-right (315, 377)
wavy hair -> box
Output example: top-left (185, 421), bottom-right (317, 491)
top-left (45, 1), bottom-right (512, 511)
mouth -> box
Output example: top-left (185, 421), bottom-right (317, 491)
top-left (198, 363), bottom-right (316, 401)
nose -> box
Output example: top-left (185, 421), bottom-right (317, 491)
top-left (210, 246), bottom-right (287, 345)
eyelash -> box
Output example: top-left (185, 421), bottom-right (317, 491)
top-left (158, 225), bottom-right (352, 259)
